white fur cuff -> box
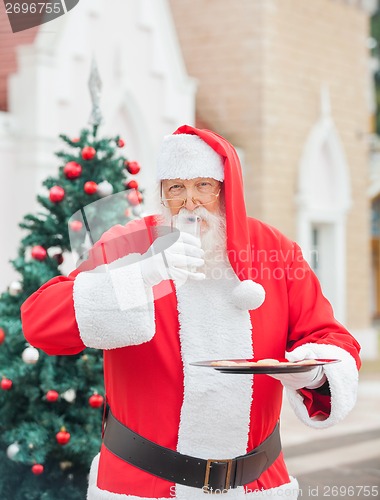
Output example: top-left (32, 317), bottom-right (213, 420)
top-left (232, 280), bottom-right (265, 310)
top-left (285, 343), bottom-right (359, 428)
top-left (73, 257), bottom-right (155, 350)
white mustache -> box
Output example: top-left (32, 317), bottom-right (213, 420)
top-left (179, 206), bottom-right (221, 226)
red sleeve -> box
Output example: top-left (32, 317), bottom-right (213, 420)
top-left (21, 275), bottom-right (85, 356)
top-left (302, 389), bottom-right (332, 418)
top-left (286, 242), bottom-right (361, 365)
top-left (285, 242), bottom-right (361, 418)
top-left (21, 218), bottom-right (156, 356)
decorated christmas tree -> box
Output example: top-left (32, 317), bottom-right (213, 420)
top-left (0, 66), bottom-right (143, 499)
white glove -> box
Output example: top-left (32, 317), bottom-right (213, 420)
top-left (140, 232), bottom-right (205, 287)
top-left (268, 365), bottom-right (327, 390)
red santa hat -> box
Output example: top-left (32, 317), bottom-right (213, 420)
top-left (157, 124), bottom-right (265, 311)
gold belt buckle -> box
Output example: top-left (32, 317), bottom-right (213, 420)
top-left (203, 458), bottom-right (233, 494)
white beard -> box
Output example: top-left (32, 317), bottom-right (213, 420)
top-left (160, 206), bottom-right (228, 276)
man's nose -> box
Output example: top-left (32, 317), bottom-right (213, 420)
top-left (184, 189), bottom-right (197, 211)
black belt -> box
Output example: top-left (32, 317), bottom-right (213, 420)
top-left (103, 411), bottom-right (282, 493)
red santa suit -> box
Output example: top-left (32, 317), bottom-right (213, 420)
top-left (21, 125), bottom-right (361, 500)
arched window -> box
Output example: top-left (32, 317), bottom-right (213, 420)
top-left (297, 87), bottom-right (351, 322)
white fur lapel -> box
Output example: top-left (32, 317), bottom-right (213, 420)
top-left (174, 264), bottom-right (253, 498)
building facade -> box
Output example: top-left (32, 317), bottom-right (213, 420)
top-left (0, 0), bottom-right (378, 355)
top-left (170, 0), bottom-right (378, 356)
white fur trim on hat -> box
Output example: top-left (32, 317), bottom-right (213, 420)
top-left (157, 134), bottom-right (224, 181)
top-left (232, 280), bottom-right (266, 310)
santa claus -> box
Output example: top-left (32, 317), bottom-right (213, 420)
top-left (21, 125), bottom-right (361, 499)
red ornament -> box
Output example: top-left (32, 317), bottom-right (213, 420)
top-left (1, 378), bottom-right (12, 390)
top-left (81, 146), bottom-right (96, 161)
top-left (69, 220), bottom-right (83, 232)
top-left (71, 138), bottom-right (80, 143)
top-left (49, 186), bottom-right (65, 203)
top-left (117, 139), bottom-right (125, 148)
top-left (46, 390), bottom-right (59, 402)
top-left (127, 190), bottom-right (143, 206)
top-left (0, 328), bottom-right (6, 345)
top-left (84, 181), bottom-right (98, 194)
top-left (32, 464), bottom-right (44, 475)
top-left (56, 427), bottom-right (71, 445)
top-left (125, 161), bottom-right (141, 175)
top-left (89, 393), bottom-right (104, 408)
top-left (31, 245), bottom-right (47, 261)
top-left (125, 180), bottom-right (138, 190)
top-left (64, 161), bottom-right (82, 179)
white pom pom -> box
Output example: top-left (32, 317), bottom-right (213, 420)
top-left (232, 280), bottom-right (265, 310)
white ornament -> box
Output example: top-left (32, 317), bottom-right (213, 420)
top-left (61, 388), bottom-right (76, 403)
top-left (97, 180), bottom-right (113, 197)
top-left (8, 281), bottom-right (23, 296)
top-left (22, 346), bottom-right (40, 364)
top-left (7, 442), bottom-right (20, 460)
top-left (132, 206), bottom-right (143, 217)
top-left (47, 246), bottom-right (62, 258)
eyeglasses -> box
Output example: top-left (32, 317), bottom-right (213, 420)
top-left (161, 189), bottom-right (221, 209)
